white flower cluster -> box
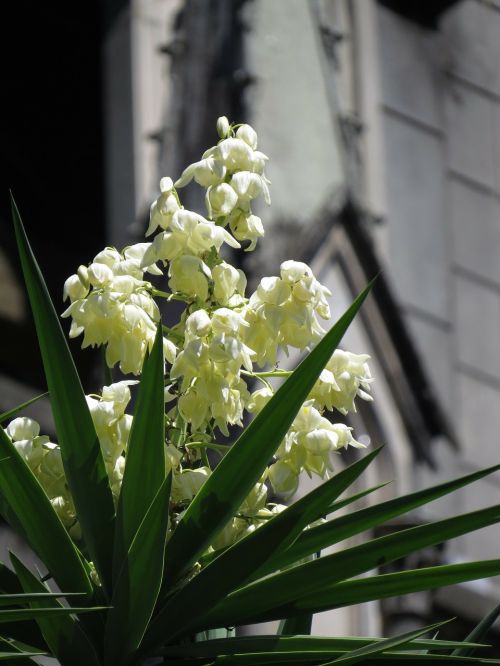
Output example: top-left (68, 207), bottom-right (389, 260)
top-left (248, 390), bottom-right (367, 497)
top-left (170, 308), bottom-right (253, 435)
top-left (85, 380), bottom-right (137, 500)
top-left (62, 246), bottom-right (175, 375)
top-left (7, 382), bottom-right (138, 539)
top-left (5, 417), bottom-right (78, 538)
top-left (175, 117), bottom-right (269, 251)
top-left (309, 349), bottom-right (373, 414)
top-left (271, 401), bottom-right (365, 496)
top-left (34, 116), bottom-right (375, 549)
top-left (244, 260), bottom-right (332, 366)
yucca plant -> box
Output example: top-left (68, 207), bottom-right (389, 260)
top-left (2, 117), bottom-right (500, 665)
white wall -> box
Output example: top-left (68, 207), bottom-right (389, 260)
top-left (372, 0), bottom-right (500, 618)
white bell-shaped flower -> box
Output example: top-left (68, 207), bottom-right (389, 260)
top-left (236, 124), bottom-right (258, 150)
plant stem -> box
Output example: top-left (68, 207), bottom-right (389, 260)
top-left (185, 441), bottom-right (231, 455)
top-left (241, 369), bottom-right (292, 379)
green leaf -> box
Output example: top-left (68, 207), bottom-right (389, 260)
top-left (0, 425), bottom-right (92, 596)
top-left (301, 560), bottom-right (500, 613)
top-left (159, 635), bottom-right (491, 659)
top-left (197, 481), bottom-right (389, 572)
top-left (143, 506), bottom-right (307, 654)
top-left (0, 563), bottom-right (23, 595)
top-left (104, 474), bottom-right (171, 666)
top-left (199, 506), bottom-right (500, 628)
top-left (319, 620), bottom-right (452, 665)
top-left (242, 449), bottom-right (382, 585)
top-left (0, 565), bottom-right (47, 650)
top-left (197, 623), bottom-right (457, 665)
top-left (0, 593), bottom-right (84, 607)
top-left (11, 554), bottom-right (100, 666)
top-left (324, 481), bottom-right (391, 517)
top-left (113, 323), bottom-right (165, 584)
top-left (11, 196), bottom-right (115, 595)
top-left (161, 280), bottom-right (374, 591)
top-left (143, 438), bottom-right (380, 652)
top-left (0, 394), bottom-right (49, 425)
top-left (452, 602), bottom-right (500, 657)
top-left (0, 607), bottom-right (104, 623)
top-left (159, 656), bottom-right (500, 666)
top-left (0, 653), bottom-right (46, 661)
top-left (272, 463), bottom-right (500, 573)
top-left (278, 613), bottom-right (313, 636)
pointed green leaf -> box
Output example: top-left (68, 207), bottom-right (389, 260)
top-left (193, 623), bottom-right (455, 665)
top-left (11, 197), bottom-right (115, 595)
top-left (0, 653), bottom-right (46, 661)
top-left (325, 481), bottom-right (391, 516)
top-left (158, 635), bottom-right (490, 660)
top-left (199, 506), bottom-right (500, 628)
top-left (452, 602), bottom-right (500, 657)
top-left (0, 563), bottom-right (23, 595)
top-left (320, 620), bottom-right (452, 665)
top-left (161, 281), bottom-right (374, 591)
top-left (278, 613), bottom-right (313, 636)
top-left (142, 506), bottom-right (306, 653)
top-left (0, 607), bottom-right (104, 623)
top-left (242, 448), bottom-right (381, 584)
top-left (301, 560), bottom-right (500, 613)
top-left (196, 481), bottom-right (389, 572)
top-left (104, 474), bottom-right (171, 665)
top-left (0, 425), bottom-right (92, 596)
top-left (113, 323), bottom-right (165, 584)
top-left (0, 394), bottom-right (49, 425)
top-left (0, 593), bottom-right (84, 607)
top-left (143, 436), bottom-right (380, 652)
top-left (0, 565), bottom-right (47, 650)
top-left (273, 463), bottom-right (500, 573)
top-left (160, 644), bottom-right (500, 666)
top-left (11, 555), bottom-right (100, 666)
top-left (163, 652), bottom-right (500, 666)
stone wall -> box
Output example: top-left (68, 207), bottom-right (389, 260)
top-left (376, 0), bottom-right (500, 614)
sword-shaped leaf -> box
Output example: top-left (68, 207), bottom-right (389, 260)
top-left (452, 602), bottom-right (500, 657)
top-left (0, 652), bottom-right (46, 661)
top-left (11, 197), bottom-right (115, 596)
top-left (0, 593), bottom-right (83, 607)
top-left (112, 324), bottom-right (165, 584)
top-left (104, 474), bottom-right (171, 665)
top-left (300, 560), bottom-right (500, 613)
top-left (144, 449), bottom-right (381, 650)
top-left (158, 634), bottom-right (490, 660)
top-left (198, 507), bottom-right (500, 628)
top-left (0, 394), bottom-right (48, 424)
top-left (11, 554), bottom-right (100, 666)
top-left (264, 463), bottom-right (500, 575)
top-left (319, 620), bottom-right (452, 665)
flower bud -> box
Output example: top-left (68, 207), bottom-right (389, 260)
top-left (247, 387), bottom-right (274, 414)
top-left (63, 274), bottom-right (89, 302)
top-left (268, 460), bottom-right (299, 497)
top-left (88, 262), bottom-right (114, 287)
top-left (236, 124), bottom-right (258, 149)
top-left (206, 183), bottom-right (238, 218)
top-left (77, 265), bottom-right (89, 286)
top-left (6, 417), bottom-right (40, 441)
top-left (93, 248), bottom-right (121, 267)
top-left (217, 115), bottom-right (230, 138)
top-left (185, 309), bottom-right (212, 339)
top-left (159, 176), bottom-right (174, 193)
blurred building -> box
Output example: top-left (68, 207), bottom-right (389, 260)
top-left (2, 0), bottom-right (500, 644)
